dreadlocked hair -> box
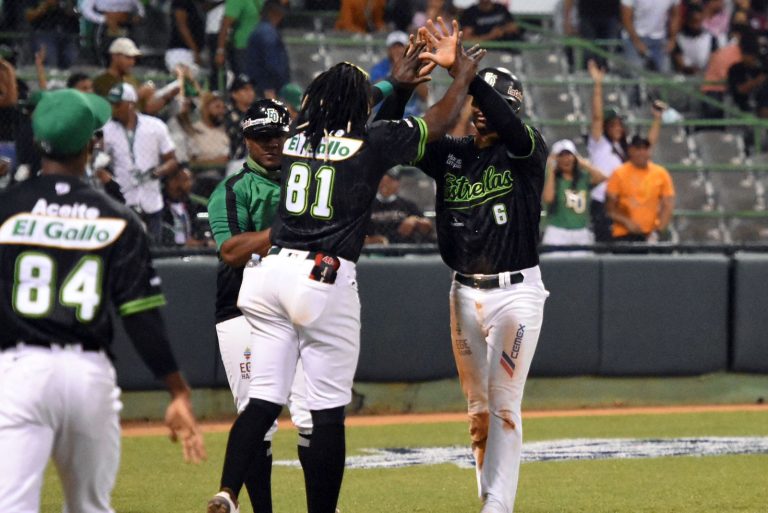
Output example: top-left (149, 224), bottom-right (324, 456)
top-left (297, 62), bottom-right (371, 155)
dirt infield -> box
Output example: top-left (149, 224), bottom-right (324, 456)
top-left (122, 403), bottom-right (768, 437)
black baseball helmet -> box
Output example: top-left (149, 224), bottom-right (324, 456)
top-left (241, 99), bottom-right (291, 139)
top-left (478, 67), bottom-right (523, 114)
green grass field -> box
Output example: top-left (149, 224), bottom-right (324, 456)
top-left (40, 410), bottom-right (768, 513)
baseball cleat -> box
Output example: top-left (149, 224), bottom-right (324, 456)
top-left (207, 491), bottom-right (239, 513)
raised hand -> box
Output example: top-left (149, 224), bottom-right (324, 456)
top-left (448, 38), bottom-right (486, 80)
top-left (390, 35), bottom-right (434, 88)
top-left (418, 17), bottom-right (460, 74)
top-left (587, 59), bottom-right (605, 83)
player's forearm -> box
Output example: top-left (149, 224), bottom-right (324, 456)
top-left (373, 81), bottom-right (412, 121)
top-left (122, 308), bottom-right (180, 379)
top-left (220, 229), bottom-right (272, 267)
top-left (164, 371), bottom-right (192, 399)
top-left (422, 73), bottom-right (474, 143)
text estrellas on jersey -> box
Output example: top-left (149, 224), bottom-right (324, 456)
top-left (0, 175), bottom-right (164, 351)
top-left (418, 126), bottom-right (548, 275)
top-left (272, 118), bottom-right (428, 262)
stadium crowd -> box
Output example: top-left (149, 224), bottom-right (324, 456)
top-left (0, 0), bottom-right (765, 247)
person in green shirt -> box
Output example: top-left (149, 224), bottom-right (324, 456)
top-left (207, 98), bottom-right (312, 513)
top-left (215, 0), bottom-right (263, 75)
top-left (542, 139), bottom-right (606, 252)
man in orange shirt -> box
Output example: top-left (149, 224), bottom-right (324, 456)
top-left (606, 135), bottom-right (676, 242)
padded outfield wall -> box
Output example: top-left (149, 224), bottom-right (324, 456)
top-left (111, 253), bottom-right (765, 390)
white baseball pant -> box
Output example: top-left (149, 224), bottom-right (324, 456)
top-left (0, 344), bottom-right (122, 513)
top-left (216, 315), bottom-right (313, 436)
top-left (450, 266), bottom-right (548, 513)
top-left (237, 249), bottom-right (361, 410)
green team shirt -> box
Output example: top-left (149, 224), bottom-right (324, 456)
top-left (545, 172), bottom-right (591, 230)
top-left (208, 158), bottom-right (279, 322)
top-left (225, 0), bottom-right (263, 49)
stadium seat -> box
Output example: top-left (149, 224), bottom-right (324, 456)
top-left (529, 85), bottom-right (580, 121)
top-left (540, 125), bottom-right (586, 148)
top-left (288, 44), bottom-right (328, 88)
top-left (673, 215), bottom-right (727, 243)
top-left (325, 47), bottom-right (378, 69)
top-left (708, 170), bottom-right (762, 211)
top-left (669, 171), bottom-right (712, 211)
top-left (652, 127), bottom-right (694, 166)
top-left (692, 130), bottom-right (746, 165)
top-left (481, 50), bottom-right (521, 74)
top-left (521, 48), bottom-right (568, 78)
top-left (728, 216), bottom-right (768, 243)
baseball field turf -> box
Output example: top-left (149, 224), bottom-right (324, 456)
top-left (40, 407), bottom-right (768, 513)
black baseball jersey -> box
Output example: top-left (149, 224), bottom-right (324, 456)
top-left (272, 117), bottom-right (428, 262)
top-left (0, 175), bottom-right (165, 351)
top-left (417, 126), bottom-right (548, 274)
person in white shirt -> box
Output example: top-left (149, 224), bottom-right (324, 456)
top-left (102, 82), bottom-right (178, 242)
top-left (587, 60), bottom-right (662, 242)
top-left (621, 0), bottom-right (681, 73)
top-left (672, 4), bottom-right (719, 75)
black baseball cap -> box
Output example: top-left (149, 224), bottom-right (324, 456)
top-left (629, 135), bottom-right (651, 148)
top-left (229, 74), bottom-right (253, 93)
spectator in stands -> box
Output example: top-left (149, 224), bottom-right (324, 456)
top-left (205, 0), bottom-right (226, 90)
top-left (279, 82), bottom-right (303, 120)
top-left (460, 0), bottom-right (523, 42)
top-left (25, 0), bottom-right (79, 69)
top-left (702, 0), bottom-right (731, 45)
top-left (161, 167), bottom-right (211, 247)
top-left (673, 4), bottom-right (720, 75)
top-left (335, 0), bottom-right (387, 33)
top-left (0, 52), bottom-right (17, 109)
top-left (93, 38), bottom-right (177, 116)
top-left (215, 0), bottom-right (262, 76)
top-left (412, 0), bottom-right (457, 30)
top-left (80, 0), bottom-right (145, 64)
top-left (0, 46), bottom-right (32, 183)
top-left (89, 130), bottom-right (125, 203)
top-left (67, 72), bottom-right (94, 93)
top-left (189, 92), bottom-right (230, 174)
top-left (621, 0), bottom-right (681, 73)
top-left (370, 31), bottom-right (428, 117)
top-left (587, 59), bottom-right (663, 242)
top-left (564, 0), bottom-right (622, 42)
top-left (225, 74), bottom-right (255, 161)
top-left (246, 0), bottom-right (290, 99)
top-left (166, 0), bottom-right (206, 72)
top-left (731, 0), bottom-right (768, 34)
top-left (727, 31), bottom-right (768, 116)
top-left (102, 82), bottom-right (179, 243)
top-left (701, 22), bottom-right (747, 118)
top-left (365, 169), bottom-right (434, 245)
top-left (606, 135), bottom-right (676, 242)
top-left (542, 139), bottom-right (606, 251)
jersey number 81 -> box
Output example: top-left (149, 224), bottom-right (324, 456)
top-left (285, 163), bottom-right (336, 220)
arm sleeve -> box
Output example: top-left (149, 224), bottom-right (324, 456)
top-left (661, 169), bottom-right (676, 197)
top-left (224, 0), bottom-right (240, 18)
top-left (111, 217), bottom-right (167, 317)
top-left (373, 85), bottom-right (413, 122)
top-left (121, 308), bottom-right (179, 378)
top-left (415, 138), bottom-right (453, 179)
top-left (606, 172), bottom-right (621, 197)
top-left (368, 116), bottom-right (428, 168)
top-left (80, 0), bottom-right (106, 24)
top-left (159, 121), bottom-right (176, 155)
top-left (468, 76), bottom-right (534, 157)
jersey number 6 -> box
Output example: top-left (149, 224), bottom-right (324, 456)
top-left (285, 162), bottom-right (336, 220)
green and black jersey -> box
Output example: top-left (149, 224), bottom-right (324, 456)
top-left (272, 117), bottom-right (428, 262)
top-left (418, 126), bottom-right (548, 275)
top-left (546, 172), bottom-right (592, 230)
top-left (0, 175), bottom-right (165, 351)
top-left (207, 159), bottom-right (280, 322)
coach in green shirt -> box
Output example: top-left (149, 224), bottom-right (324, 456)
top-left (214, 0), bottom-right (263, 75)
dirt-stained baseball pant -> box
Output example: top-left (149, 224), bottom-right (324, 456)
top-left (0, 345), bottom-right (122, 513)
top-left (237, 249), bottom-right (361, 410)
top-left (449, 266), bottom-right (548, 513)
top-left (216, 315), bottom-right (313, 435)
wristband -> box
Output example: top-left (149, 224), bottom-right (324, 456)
top-left (373, 80), bottom-right (394, 99)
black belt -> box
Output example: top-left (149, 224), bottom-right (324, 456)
top-left (454, 272), bottom-right (524, 289)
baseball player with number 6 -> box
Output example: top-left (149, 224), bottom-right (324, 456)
top-left (412, 58), bottom-right (549, 511)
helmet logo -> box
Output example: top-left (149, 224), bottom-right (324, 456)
top-left (508, 88), bottom-right (523, 102)
top-left (483, 72), bottom-right (498, 86)
top-left (266, 108), bottom-right (279, 123)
